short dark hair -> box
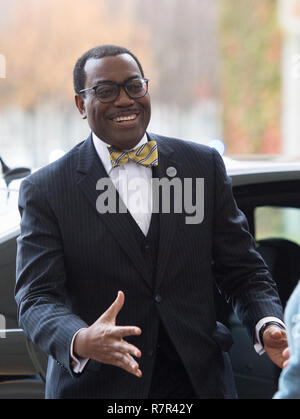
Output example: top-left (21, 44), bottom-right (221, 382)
top-left (73, 44), bottom-right (144, 94)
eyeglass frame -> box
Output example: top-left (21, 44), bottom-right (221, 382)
top-left (78, 77), bottom-right (150, 103)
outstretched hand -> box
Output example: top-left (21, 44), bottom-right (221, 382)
top-left (73, 291), bottom-right (142, 377)
top-left (263, 325), bottom-right (288, 369)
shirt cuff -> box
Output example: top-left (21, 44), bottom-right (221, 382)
top-left (70, 328), bottom-right (89, 373)
top-left (254, 317), bottom-right (285, 355)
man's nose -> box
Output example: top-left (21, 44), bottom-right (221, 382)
top-left (114, 87), bottom-right (135, 106)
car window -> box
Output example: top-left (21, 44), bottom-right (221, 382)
top-left (255, 206), bottom-right (300, 245)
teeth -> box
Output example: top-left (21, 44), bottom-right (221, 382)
top-left (114, 114), bottom-right (137, 122)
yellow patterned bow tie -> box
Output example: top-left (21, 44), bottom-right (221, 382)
top-left (108, 140), bottom-right (158, 168)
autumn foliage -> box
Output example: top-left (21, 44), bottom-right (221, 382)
top-left (220, 0), bottom-right (282, 154)
top-left (0, 0), bottom-right (153, 110)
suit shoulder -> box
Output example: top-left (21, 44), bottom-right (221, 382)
top-left (149, 132), bottom-right (222, 168)
top-left (150, 132), bottom-right (215, 156)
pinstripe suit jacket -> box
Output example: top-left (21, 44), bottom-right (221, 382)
top-left (15, 132), bottom-right (283, 398)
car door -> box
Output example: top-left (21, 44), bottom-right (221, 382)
top-left (0, 177), bottom-right (47, 398)
top-left (226, 172), bottom-right (300, 398)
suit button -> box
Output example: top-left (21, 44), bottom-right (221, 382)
top-left (155, 294), bottom-right (162, 303)
top-left (147, 349), bottom-right (154, 357)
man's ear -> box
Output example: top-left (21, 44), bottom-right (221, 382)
top-left (75, 94), bottom-right (87, 119)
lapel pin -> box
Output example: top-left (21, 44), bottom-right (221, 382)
top-left (166, 166), bottom-right (177, 177)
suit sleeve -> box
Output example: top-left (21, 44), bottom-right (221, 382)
top-left (15, 178), bottom-right (88, 376)
top-left (211, 149), bottom-right (284, 339)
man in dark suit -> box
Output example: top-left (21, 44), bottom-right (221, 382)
top-left (15, 45), bottom-right (287, 399)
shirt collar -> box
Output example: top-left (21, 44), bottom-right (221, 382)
top-left (92, 132), bottom-right (148, 175)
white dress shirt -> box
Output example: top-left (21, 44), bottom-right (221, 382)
top-left (93, 132), bottom-right (153, 236)
top-left (70, 133), bottom-right (284, 372)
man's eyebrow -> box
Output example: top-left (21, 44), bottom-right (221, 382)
top-left (92, 75), bottom-right (142, 85)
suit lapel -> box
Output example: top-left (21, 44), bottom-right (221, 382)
top-left (76, 134), bottom-right (153, 290)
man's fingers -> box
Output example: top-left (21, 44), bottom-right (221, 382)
top-left (115, 340), bottom-right (142, 358)
top-left (87, 291), bottom-right (143, 378)
top-left (112, 327), bottom-right (142, 357)
top-left (282, 347), bottom-right (290, 369)
top-left (282, 347), bottom-right (290, 359)
top-left (268, 326), bottom-right (283, 336)
top-left (100, 341), bottom-right (142, 376)
top-left (99, 291), bottom-right (125, 323)
top-left (113, 325), bottom-right (142, 339)
top-left (114, 352), bottom-right (142, 378)
top-left (283, 359), bottom-right (289, 369)
top-left (264, 326), bottom-right (288, 368)
top-left (264, 326), bottom-right (287, 344)
top-left (270, 330), bottom-right (283, 339)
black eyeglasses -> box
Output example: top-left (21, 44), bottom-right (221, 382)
top-left (79, 77), bottom-right (149, 103)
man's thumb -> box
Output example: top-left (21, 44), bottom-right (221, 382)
top-left (99, 291), bottom-right (125, 323)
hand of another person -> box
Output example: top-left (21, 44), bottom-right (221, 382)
top-left (263, 325), bottom-right (288, 369)
top-left (73, 291), bottom-right (142, 377)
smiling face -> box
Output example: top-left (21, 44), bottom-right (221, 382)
top-left (75, 54), bottom-right (151, 150)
